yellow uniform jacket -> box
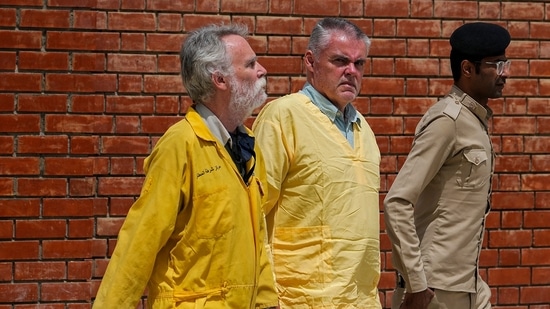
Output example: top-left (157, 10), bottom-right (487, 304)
top-left (253, 93), bottom-right (382, 308)
top-left (93, 107), bottom-right (278, 309)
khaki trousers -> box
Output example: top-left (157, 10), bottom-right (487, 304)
top-left (391, 280), bottom-right (491, 309)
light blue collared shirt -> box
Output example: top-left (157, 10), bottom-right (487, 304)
top-left (300, 82), bottom-right (360, 148)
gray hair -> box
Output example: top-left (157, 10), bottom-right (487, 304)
top-left (307, 18), bottom-right (371, 58)
top-left (180, 24), bottom-right (249, 104)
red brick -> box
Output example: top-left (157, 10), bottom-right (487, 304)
top-left (0, 141), bottom-right (17, 162)
top-left (108, 12), bottom-right (155, 31)
top-left (0, 51), bottom-right (15, 70)
top-left (256, 16), bottom-right (304, 35)
top-left (15, 261), bottom-right (65, 280)
top-left (143, 74), bottom-right (185, 93)
top-left (97, 176), bottom-right (143, 196)
top-left (397, 19), bottom-right (441, 37)
top-left (101, 136), bottom-right (150, 154)
top-left (18, 94), bottom-right (68, 112)
top-left (488, 230), bottom-right (532, 248)
top-left (105, 95), bottom-right (154, 113)
top-left (158, 13), bottom-right (182, 32)
top-left (0, 199), bottom-right (40, 217)
top-left (69, 178), bottom-right (96, 197)
top-left (0, 8), bottom-right (16, 26)
top-left (15, 220), bottom-right (66, 239)
top-left (97, 217), bottom-right (125, 236)
top-left (68, 219), bottom-right (94, 238)
top-left (434, 1), bottom-right (477, 18)
top-left (17, 178), bottom-right (67, 197)
top-left (0, 283), bottom-right (38, 302)
top-left (20, 9), bottom-right (70, 28)
top-left (141, 115), bottom-right (181, 134)
top-left (146, 0), bottom-right (193, 11)
top-left (502, 2), bottom-right (545, 20)
top-left (44, 157), bottom-right (94, 176)
top-left (0, 158), bottom-right (40, 175)
top-left (71, 95), bottom-right (105, 113)
top-left (114, 116), bottom-right (140, 134)
top-left (525, 136), bottom-right (550, 153)
top-left (118, 74), bottom-right (143, 93)
top-left (41, 282), bottom-right (91, 301)
top-left (73, 53), bottom-right (106, 72)
top-left (498, 249), bottom-right (521, 266)
top-left (0, 30), bottom-right (41, 49)
top-left (121, 33), bottom-right (145, 51)
top-left (488, 267), bottom-right (531, 286)
top-left (532, 267), bottom-right (550, 285)
top-left (158, 55), bottom-right (180, 73)
top-left (46, 31), bottom-right (120, 51)
top-left (362, 77), bottom-right (405, 96)
top-left (522, 248), bottom-right (550, 265)
top-left (155, 96), bottom-right (180, 114)
top-left (68, 260), bottom-right (93, 280)
top-left (0, 73), bottom-right (42, 92)
top-left (0, 241), bottom-right (39, 260)
top-left (0, 114), bottom-right (40, 132)
top-left (45, 73), bottom-right (117, 92)
top-left (45, 115), bottom-right (113, 134)
top-left (43, 240), bottom-right (96, 259)
top-left (73, 10), bottom-right (107, 29)
top-left (520, 286), bottom-right (550, 304)
top-left (70, 136), bottom-right (100, 154)
top-left (0, 221), bottom-right (12, 239)
top-left (109, 197), bottom-right (137, 216)
top-left (522, 174), bottom-right (550, 191)
top-left (43, 198), bottom-right (95, 217)
top-left (121, 0), bottom-right (144, 10)
top-left (366, 0), bottom-right (409, 17)
top-left (145, 33), bottom-right (185, 52)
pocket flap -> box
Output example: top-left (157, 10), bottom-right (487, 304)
top-left (463, 149), bottom-right (488, 166)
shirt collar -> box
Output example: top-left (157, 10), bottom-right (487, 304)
top-left (194, 103), bottom-right (247, 147)
top-left (300, 82), bottom-right (361, 126)
top-left (449, 85), bottom-right (493, 126)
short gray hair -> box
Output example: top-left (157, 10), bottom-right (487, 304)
top-left (307, 18), bottom-right (371, 58)
top-left (180, 24), bottom-right (248, 104)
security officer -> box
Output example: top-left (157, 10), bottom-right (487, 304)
top-left (384, 22), bottom-right (511, 309)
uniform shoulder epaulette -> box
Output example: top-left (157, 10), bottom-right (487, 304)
top-left (443, 96), bottom-right (462, 120)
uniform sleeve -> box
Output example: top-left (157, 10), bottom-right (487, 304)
top-left (253, 147), bottom-right (280, 308)
top-left (383, 115), bottom-right (456, 293)
top-left (252, 105), bottom-right (291, 218)
top-left (93, 136), bottom-right (186, 308)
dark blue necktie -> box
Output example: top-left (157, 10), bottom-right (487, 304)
top-left (226, 131), bottom-right (256, 183)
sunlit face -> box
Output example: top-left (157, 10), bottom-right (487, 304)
top-left (470, 54), bottom-right (510, 105)
top-left (223, 35), bottom-right (268, 122)
top-left (306, 31), bottom-right (368, 111)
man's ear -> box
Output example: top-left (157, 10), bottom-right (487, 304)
top-left (212, 72), bottom-right (228, 90)
top-left (462, 60), bottom-right (474, 78)
top-left (304, 50), bottom-right (315, 70)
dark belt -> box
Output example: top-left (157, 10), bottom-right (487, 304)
top-left (397, 273), bottom-right (406, 288)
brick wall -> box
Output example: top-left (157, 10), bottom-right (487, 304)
top-left (0, 0), bottom-right (549, 308)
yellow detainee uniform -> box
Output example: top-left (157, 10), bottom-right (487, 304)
top-left (253, 93), bottom-right (381, 308)
top-left (93, 107), bottom-right (278, 309)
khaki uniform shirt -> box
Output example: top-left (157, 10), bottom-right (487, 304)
top-left (384, 85), bottom-right (494, 294)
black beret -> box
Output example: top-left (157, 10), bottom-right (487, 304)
top-left (450, 22), bottom-right (511, 59)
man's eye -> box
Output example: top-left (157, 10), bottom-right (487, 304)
top-left (354, 60), bottom-right (365, 68)
top-left (333, 58), bottom-right (348, 66)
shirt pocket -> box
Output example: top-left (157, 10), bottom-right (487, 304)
top-left (456, 149), bottom-right (490, 189)
top-left (271, 226), bottom-right (334, 285)
top-left (191, 185), bottom-right (234, 239)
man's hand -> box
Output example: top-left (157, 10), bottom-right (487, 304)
top-left (400, 288), bottom-right (435, 309)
